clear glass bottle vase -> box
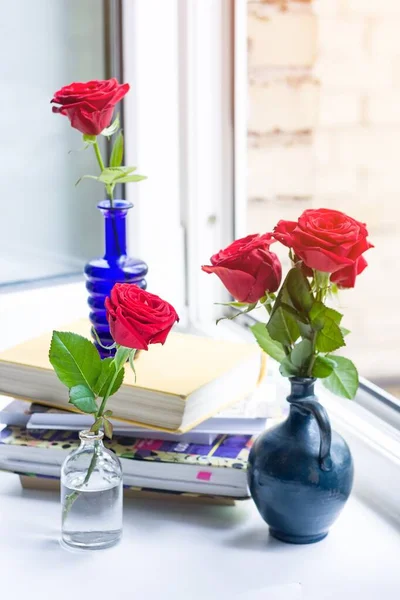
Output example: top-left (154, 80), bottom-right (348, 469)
top-left (61, 430), bottom-right (123, 550)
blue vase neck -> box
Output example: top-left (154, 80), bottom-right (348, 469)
top-left (287, 377), bottom-right (316, 403)
top-left (98, 200), bottom-right (132, 261)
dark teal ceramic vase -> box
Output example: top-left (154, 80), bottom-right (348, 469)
top-left (247, 377), bottom-right (353, 544)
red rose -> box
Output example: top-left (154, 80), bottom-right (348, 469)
top-left (202, 233), bottom-right (282, 302)
top-left (273, 208), bottom-right (373, 288)
top-left (51, 78), bottom-right (129, 136)
top-left (105, 284), bottom-right (179, 350)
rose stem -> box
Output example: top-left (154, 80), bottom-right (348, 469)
top-left (92, 138), bottom-right (122, 258)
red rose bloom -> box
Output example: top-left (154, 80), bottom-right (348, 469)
top-left (273, 208), bottom-right (373, 288)
top-left (105, 284), bottom-right (179, 350)
top-left (51, 78), bottom-right (130, 136)
top-left (202, 233), bottom-right (282, 302)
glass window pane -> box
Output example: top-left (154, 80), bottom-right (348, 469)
top-left (0, 0), bottom-right (105, 286)
top-left (246, 1), bottom-right (399, 397)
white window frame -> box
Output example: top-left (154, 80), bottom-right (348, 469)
top-left (122, 0), bottom-right (235, 327)
top-left (1, 0), bottom-right (399, 524)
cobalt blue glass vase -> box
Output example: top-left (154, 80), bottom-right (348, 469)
top-left (247, 377), bottom-right (353, 544)
top-left (84, 200), bottom-right (148, 358)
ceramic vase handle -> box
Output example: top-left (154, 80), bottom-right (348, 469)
top-left (293, 400), bottom-right (333, 471)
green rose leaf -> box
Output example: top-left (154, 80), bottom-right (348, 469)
top-left (101, 114), bottom-right (120, 137)
top-left (312, 355), bottom-right (336, 378)
top-left (116, 174), bottom-right (147, 184)
top-left (290, 339), bottom-right (313, 370)
top-left (340, 326), bottom-right (351, 337)
top-left (69, 385), bottom-right (98, 414)
top-left (316, 319), bottom-right (345, 353)
top-left (286, 267), bottom-right (314, 314)
top-left (267, 305), bottom-right (300, 346)
top-left (91, 417), bottom-right (103, 433)
top-left (250, 323), bottom-right (286, 363)
top-left (279, 357), bottom-right (299, 377)
top-left (95, 358), bottom-right (125, 398)
top-left (110, 131), bottom-right (124, 168)
top-left (49, 331), bottom-right (102, 392)
top-left (310, 301), bottom-right (343, 325)
top-left (309, 301), bottom-right (345, 353)
top-left (103, 418), bottom-right (113, 439)
top-left (322, 356), bottom-right (359, 399)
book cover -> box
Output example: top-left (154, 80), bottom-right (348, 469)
top-left (0, 319), bottom-right (264, 398)
top-left (0, 320), bottom-right (265, 433)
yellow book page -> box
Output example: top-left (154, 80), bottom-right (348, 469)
top-left (0, 319), bottom-right (262, 399)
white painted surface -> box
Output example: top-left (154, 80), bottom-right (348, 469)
top-left (0, 472), bottom-right (399, 600)
top-left (0, 283), bottom-right (399, 599)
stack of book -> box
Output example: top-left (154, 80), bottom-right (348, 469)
top-left (0, 321), bottom-right (277, 502)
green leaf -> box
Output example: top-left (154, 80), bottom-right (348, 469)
top-left (280, 302), bottom-right (309, 324)
top-left (322, 356), bottom-right (359, 399)
top-left (116, 174), bottom-right (147, 184)
top-left (103, 418), bottom-right (113, 439)
top-left (290, 339), bottom-right (313, 370)
top-left (286, 267), bottom-right (314, 314)
top-left (250, 323), bottom-right (286, 363)
top-left (69, 385), bottom-right (98, 414)
top-left (316, 319), bottom-right (345, 353)
top-left (267, 304), bottom-right (300, 346)
top-left (91, 417), bottom-right (103, 433)
top-left (279, 357), bottom-right (298, 377)
top-left (310, 301), bottom-right (342, 326)
top-left (101, 114), bottom-right (120, 137)
top-left (82, 134), bottom-right (96, 144)
top-left (97, 168), bottom-right (123, 184)
top-left (298, 321), bottom-right (313, 340)
top-left (309, 301), bottom-right (345, 353)
top-left (49, 331), bottom-right (102, 391)
top-left (95, 358), bottom-right (125, 398)
top-left (110, 131), bottom-right (124, 168)
top-left (340, 327), bottom-right (351, 337)
top-left (312, 355), bottom-right (336, 378)
top-left (103, 410), bottom-right (113, 418)
top-left (114, 346), bottom-right (133, 372)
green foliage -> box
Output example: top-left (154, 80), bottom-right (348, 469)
top-left (322, 356), bottom-right (359, 399)
top-left (76, 166), bottom-right (146, 189)
top-left (110, 131), bottom-right (124, 168)
top-left (103, 418), bottom-right (113, 439)
top-left (95, 358), bottom-right (125, 398)
top-left (312, 355), bottom-right (336, 378)
top-left (69, 385), bottom-right (98, 414)
top-left (267, 303), bottom-right (300, 346)
top-left (340, 327), bottom-right (351, 337)
top-left (289, 339), bottom-right (313, 370)
top-left (49, 331), bottom-right (102, 391)
top-left (279, 357), bottom-right (298, 377)
top-left (309, 301), bottom-right (345, 353)
top-left (251, 323), bottom-right (286, 363)
top-left (286, 268), bottom-right (314, 314)
top-left (101, 114), bottom-right (120, 137)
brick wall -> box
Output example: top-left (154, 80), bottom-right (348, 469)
top-left (247, 0), bottom-right (400, 383)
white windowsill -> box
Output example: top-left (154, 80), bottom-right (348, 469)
top-left (0, 280), bottom-right (399, 599)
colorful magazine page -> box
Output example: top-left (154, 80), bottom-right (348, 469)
top-left (0, 427), bottom-right (254, 470)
